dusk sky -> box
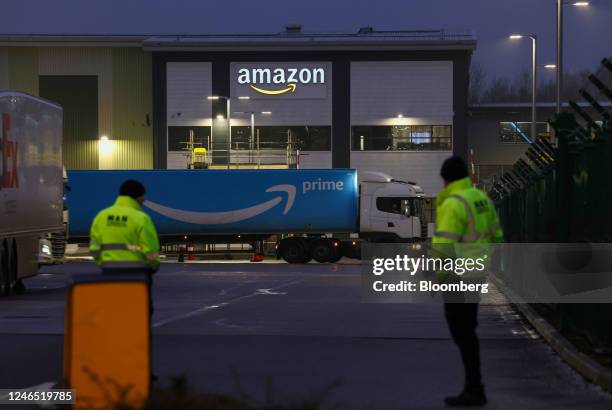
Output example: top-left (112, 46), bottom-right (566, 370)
top-left (2, 0), bottom-right (611, 82)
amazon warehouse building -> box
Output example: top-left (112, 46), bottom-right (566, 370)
top-left (0, 27), bottom-right (476, 195)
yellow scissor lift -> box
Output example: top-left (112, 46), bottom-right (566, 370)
top-left (191, 147), bottom-right (208, 169)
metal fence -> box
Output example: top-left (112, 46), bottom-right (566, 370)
top-left (473, 165), bottom-right (510, 192)
top-left (489, 57), bottom-right (612, 350)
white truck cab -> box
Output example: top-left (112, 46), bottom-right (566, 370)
top-left (273, 170), bottom-right (428, 263)
top-left (359, 171), bottom-right (426, 242)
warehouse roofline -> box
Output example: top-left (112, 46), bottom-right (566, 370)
top-left (143, 29), bottom-right (476, 51)
top-left (0, 35), bottom-right (148, 47)
top-left (470, 101), bottom-right (612, 108)
top-left (0, 28), bottom-right (477, 51)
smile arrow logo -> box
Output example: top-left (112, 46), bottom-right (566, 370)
top-left (143, 184), bottom-right (296, 225)
top-left (250, 83), bottom-right (297, 95)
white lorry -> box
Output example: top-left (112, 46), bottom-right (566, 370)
top-left (0, 91), bottom-right (64, 294)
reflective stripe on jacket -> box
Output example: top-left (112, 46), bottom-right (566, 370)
top-left (89, 196), bottom-right (160, 268)
top-left (432, 177), bottom-right (503, 279)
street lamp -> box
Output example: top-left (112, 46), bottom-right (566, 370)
top-left (557, 0), bottom-right (590, 113)
top-left (98, 135), bottom-right (114, 169)
top-left (207, 95), bottom-right (249, 166)
top-left (509, 34), bottom-right (538, 142)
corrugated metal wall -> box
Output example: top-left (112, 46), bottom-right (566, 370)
top-left (1, 46), bottom-right (153, 169)
top-left (112, 48), bottom-right (153, 169)
top-left (39, 75), bottom-right (99, 169)
top-left (8, 47), bottom-right (39, 95)
top-left (39, 47), bottom-right (112, 169)
top-left (0, 48), bottom-right (9, 89)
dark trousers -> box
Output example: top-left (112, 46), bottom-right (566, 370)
top-left (444, 302), bottom-right (482, 388)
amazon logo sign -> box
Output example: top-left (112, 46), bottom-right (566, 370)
top-left (234, 63), bottom-right (329, 99)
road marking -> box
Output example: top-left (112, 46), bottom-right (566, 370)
top-left (255, 288), bottom-right (287, 295)
top-left (213, 318), bottom-right (256, 331)
top-left (218, 281), bottom-right (255, 296)
top-left (152, 277), bottom-right (304, 328)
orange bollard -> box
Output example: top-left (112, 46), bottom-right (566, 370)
top-left (64, 274), bottom-right (151, 409)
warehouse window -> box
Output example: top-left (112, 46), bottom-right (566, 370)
top-left (230, 127), bottom-right (251, 150)
top-left (231, 126), bottom-right (331, 151)
top-left (167, 126), bottom-right (211, 152)
top-left (499, 122), bottom-right (550, 143)
top-left (351, 125), bottom-right (452, 151)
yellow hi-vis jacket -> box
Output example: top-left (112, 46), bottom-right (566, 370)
top-left (89, 196), bottom-right (160, 270)
top-left (432, 177), bottom-right (503, 279)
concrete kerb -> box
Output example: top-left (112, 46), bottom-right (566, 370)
top-left (491, 275), bottom-right (612, 392)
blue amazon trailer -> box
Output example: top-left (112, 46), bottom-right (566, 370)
top-left (67, 169), bottom-right (426, 263)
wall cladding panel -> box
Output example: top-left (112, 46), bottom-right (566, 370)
top-left (8, 47), bottom-right (39, 95)
top-left (351, 61), bottom-right (453, 125)
top-left (468, 116), bottom-right (529, 166)
top-left (350, 61), bottom-right (454, 195)
top-left (39, 75), bottom-right (99, 169)
top-left (112, 48), bottom-right (153, 169)
top-left (0, 47), bottom-right (9, 89)
top-left (39, 47), bottom-right (113, 141)
top-left (39, 47), bottom-right (112, 169)
top-left (167, 62), bottom-right (212, 127)
top-left (299, 151), bottom-right (332, 169)
top-left (350, 151), bottom-right (451, 196)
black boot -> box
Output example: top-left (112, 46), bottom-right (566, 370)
top-left (444, 384), bottom-right (487, 406)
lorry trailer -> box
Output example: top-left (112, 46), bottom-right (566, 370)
top-left (67, 169), bottom-right (427, 263)
top-left (0, 91), bottom-right (64, 294)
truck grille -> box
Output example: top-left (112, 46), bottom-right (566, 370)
top-left (50, 230), bottom-right (67, 260)
top-left (421, 223), bottom-right (428, 239)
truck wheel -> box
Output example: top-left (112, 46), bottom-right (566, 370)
top-left (312, 239), bottom-right (333, 263)
top-left (327, 240), bottom-right (342, 263)
top-left (281, 239), bottom-right (308, 264)
top-left (328, 249), bottom-right (342, 263)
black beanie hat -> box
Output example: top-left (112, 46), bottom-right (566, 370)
top-left (119, 179), bottom-right (146, 199)
top-left (440, 156), bottom-right (469, 183)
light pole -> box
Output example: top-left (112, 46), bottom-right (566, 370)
top-left (234, 110), bottom-right (272, 164)
top-left (207, 95), bottom-right (232, 167)
top-left (557, 1), bottom-right (590, 113)
top-left (510, 34), bottom-right (538, 141)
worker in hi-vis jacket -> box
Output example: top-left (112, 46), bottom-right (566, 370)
top-left (432, 156), bottom-right (503, 406)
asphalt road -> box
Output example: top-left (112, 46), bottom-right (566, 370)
top-left (0, 260), bottom-right (611, 409)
